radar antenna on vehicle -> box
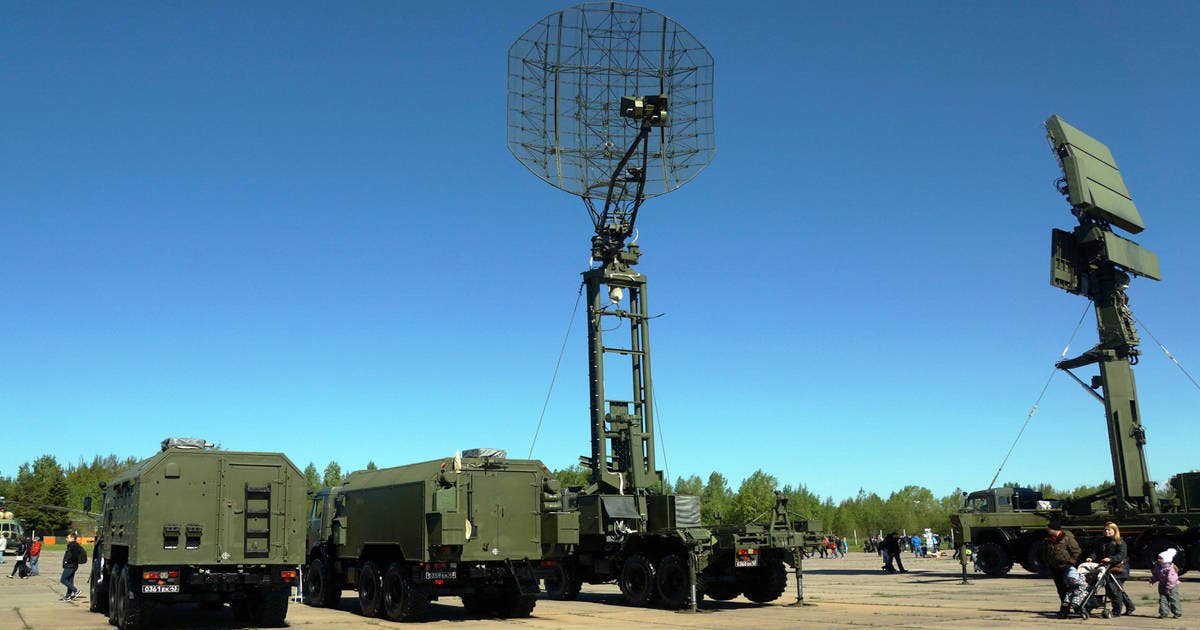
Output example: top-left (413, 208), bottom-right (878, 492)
top-left (508, 0), bottom-right (713, 493)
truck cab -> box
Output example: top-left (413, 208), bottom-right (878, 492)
top-left (962, 487), bottom-right (1055, 513)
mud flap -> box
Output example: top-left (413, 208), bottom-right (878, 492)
top-left (505, 560), bottom-right (541, 595)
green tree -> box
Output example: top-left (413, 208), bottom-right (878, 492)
top-left (366, 461), bottom-right (378, 471)
top-left (304, 463), bottom-right (321, 492)
top-left (323, 461), bottom-right (343, 487)
top-left (700, 472), bottom-right (733, 523)
top-left (12, 455), bottom-right (71, 533)
top-left (551, 465), bottom-right (590, 489)
top-left (674, 474), bottom-right (703, 496)
top-left (728, 470), bottom-right (779, 524)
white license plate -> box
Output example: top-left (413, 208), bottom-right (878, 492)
top-left (423, 570), bottom-right (456, 581)
top-left (142, 584), bottom-right (180, 593)
top-left (735, 558), bottom-right (758, 567)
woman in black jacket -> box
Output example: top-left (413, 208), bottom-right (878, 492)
top-left (1087, 522), bottom-right (1135, 617)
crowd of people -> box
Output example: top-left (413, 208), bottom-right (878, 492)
top-left (1, 533), bottom-right (42, 579)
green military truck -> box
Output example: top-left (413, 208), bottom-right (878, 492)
top-left (956, 477), bottom-right (1200, 576)
top-left (88, 438), bottom-right (306, 630)
top-left (303, 449), bottom-right (578, 622)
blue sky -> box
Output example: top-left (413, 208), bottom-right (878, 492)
top-left (3, 1), bottom-right (1197, 502)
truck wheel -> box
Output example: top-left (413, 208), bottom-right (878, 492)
top-left (1188, 543), bottom-right (1200, 574)
top-left (976, 542), bottom-right (1013, 576)
top-left (305, 557), bottom-right (338, 608)
top-left (107, 565), bottom-right (122, 627)
top-left (461, 592), bottom-right (498, 616)
top-left (1019, 544), bottom-right (1048, 575)
top-left (740, 558), bottom-right (787, 603)
top-left (619, 554), bottom-right (658, 606)
top-left (357, 561), bottom-right (384, 618)
top-left (382, 562), bottom-right (427, 621)
top-left (1138, 538), bottom-right (1187, 575)
top-left (254, 588), bottom-right (290, 627)
top-left (495, 592), bottom-right (537, 618)
top-left (90, 555), bottom-right (109, 614)
top-left (542, 561), bottom-right (581, 600)
top-left (656, 554), bottom-right (692, 609)
top-left (703, 580), bottom-right (741, 601)
top-left (119, 565), bottom-right (146, 630)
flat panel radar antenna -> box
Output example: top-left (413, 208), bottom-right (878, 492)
top-left (507, 1), bottom-right (715, 259)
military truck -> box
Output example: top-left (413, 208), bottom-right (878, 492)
top-left (536, 231), bottom-right (805, 609)
top-left (952, 116), bottom-right (1199, 579)
top-left (303, 449), bottom-right (578, 622)
top-left (87, 438), bottom-right (306, 630)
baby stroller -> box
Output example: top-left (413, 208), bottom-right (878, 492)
top-left (1066, 562), bottom-right (1129, 619)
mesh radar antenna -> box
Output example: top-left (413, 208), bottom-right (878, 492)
top-left (508, 2), bottom-right (714, 494)
top-left (1046, 115), bottom-right (1162, 514)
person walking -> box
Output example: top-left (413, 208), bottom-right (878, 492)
top-left (881, 532), bottom-right (907, 573)
top-left (1149, 548), bottom-right (1183, 619)
top-left (59, 532), bottom-right (87, 600)
top-left (1038, 521), bottom-right (1081, 619)
top-left (8, 536), bottom-right (29, 578)
top-left (1085, 521), bottom-right (1134, 616)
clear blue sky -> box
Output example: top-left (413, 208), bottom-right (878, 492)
top-left (4, 1), bottom-right (1197, 502)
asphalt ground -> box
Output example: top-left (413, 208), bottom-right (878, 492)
top-left (1, 550), bottom-right (1194, 629)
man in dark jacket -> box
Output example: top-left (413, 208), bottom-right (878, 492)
top-left (60, 532), bottom-right (87, 601)
top-left (1038, 521), bottom-right (1081, 618)
top-left (880, 532), bottom-right (907, 573)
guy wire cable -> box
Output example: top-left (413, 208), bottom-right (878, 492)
top-left (1134, 315), bottom-right (1200, 394)
top-left (528, 281), bottom-right (585, 458)
top-left (651, 387), bottom-right (670, 490)
top-left (987, 304), bottom-right (1091, 490)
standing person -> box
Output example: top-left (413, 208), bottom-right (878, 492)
top-left (1085, 521), bottom-right (1134, 616)
top-left (1038, 521), bottom-right (1081, 619)
top-left (59, 532), bottom-right (87, 601)
top-left (0, 534), bottom-right (7, 564)
top-left (28, 536), bottom-right (41, 576)
top-left (911, 534), bottom-right (923, 558)
top-left (881, 532), bottom-right (907, 573)
top-left (839, 536), bottom-right (848, 558)
top-left (8, 536), bottom-right (29, 578)
top-left (1149, 548), bottom-right (1183, 619)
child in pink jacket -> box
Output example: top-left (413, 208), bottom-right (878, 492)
top-left (1149, 548), bottom-right (1182, 619)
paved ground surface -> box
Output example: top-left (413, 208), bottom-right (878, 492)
top-left (2, 550), bottom-right (1195, 629)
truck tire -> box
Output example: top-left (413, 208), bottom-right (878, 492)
top-left (619, 554), bottom-right (658, 606)
top-left (230, 596), bottom-right (255, 623)
top-left (461, 592), bottom-right (499, 616)
top-left (542, 560), bottom-right (581, 600)
top-left (1137, 538), bottom-right (1187, 575)
top-left (1188, 543), bottom-right (1200, 574)
top-left (90, 552), bottom-right (109, 614)
top-left (656, 554), bottom-right (692, 609)
top-left (107, 564), bottom-right (121, 626)
top-left (495, 590), bottom-right (537, 618)
top-left (703, 580), bottom-right (741, 601)
top-left (119, 565), bottom-right (146, 630)
top-left (740, 558), bottom-right (787, 603)
top-left (108, 565), bottom-right (122, 627)
top-left (1019, 544), bottom-right (1048, 575)
top-left (254, 588), bottom-right (290, 627)
top-left (304, 557), bottom-right (338, 608)
top-left (382, 562), bottom-right (427, 621)
top-left (357, 561), bottom-right (384, 618)
top-left (976, 542), bottom-right (1013, 576)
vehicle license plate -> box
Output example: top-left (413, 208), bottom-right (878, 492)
top-left (142, 584), bottom-right (181, 593)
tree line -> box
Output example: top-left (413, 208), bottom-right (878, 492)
top-left (1, 453), bottom-right (1114, 541)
